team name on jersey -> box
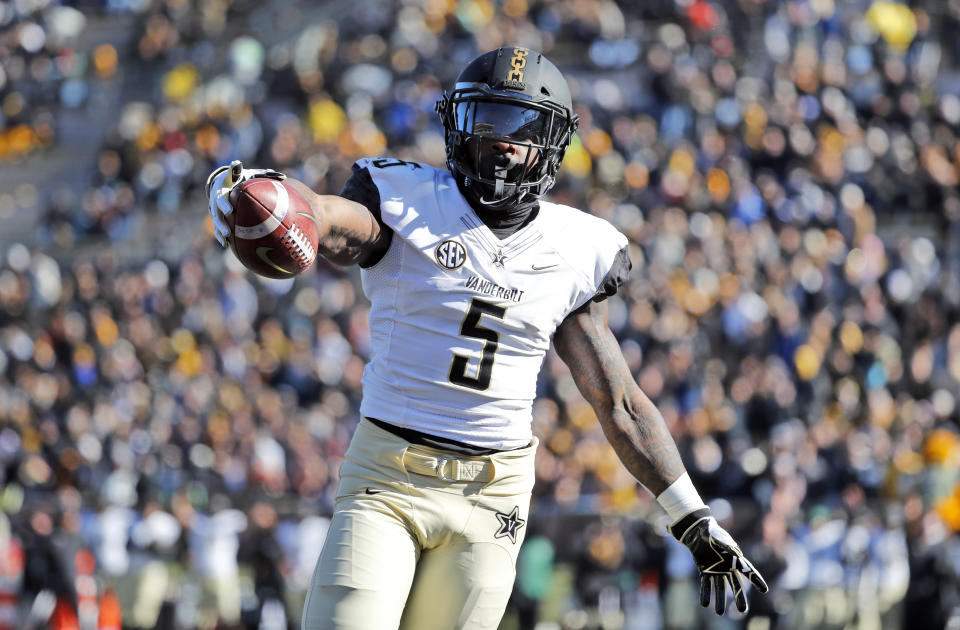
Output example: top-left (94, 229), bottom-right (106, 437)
top-left (464, 275), bottom-right (524, 303)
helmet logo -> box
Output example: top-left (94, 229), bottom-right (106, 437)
top-left (435, 239), bottom-right (467, 270)
top-left (504, 48), bottom-right (528, 89)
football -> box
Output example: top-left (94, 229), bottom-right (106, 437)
top-left (226, 178), bottom-right (320, 279)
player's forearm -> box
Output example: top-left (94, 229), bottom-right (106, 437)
top-left (554, 301), bottom-right (687, 496)
top-left (604, 387), bottom-right (686, 496)
top-left (284, 178), bottom-right (385, 266)
top-left (314, 203), bottom-right (382, 266)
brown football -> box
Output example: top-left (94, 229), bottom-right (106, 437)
top-left (226, 178), bottom-right (320, 279)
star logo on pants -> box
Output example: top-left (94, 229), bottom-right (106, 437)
top-left (494, 506), bottom-right (526, 544)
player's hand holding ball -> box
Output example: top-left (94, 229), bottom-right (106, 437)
top-left (206, 160), bottom-right (321, 278)
top-left (206, 160), bottom-right (286, 245)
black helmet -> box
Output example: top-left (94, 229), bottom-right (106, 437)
top-left (436, 47), bottom-right (580, 210)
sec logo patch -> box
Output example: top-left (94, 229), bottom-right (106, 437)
top-left (435, 239), bottom-right (467, 270)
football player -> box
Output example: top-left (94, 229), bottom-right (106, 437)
top-left (207, 47), bottom-right (768, 630)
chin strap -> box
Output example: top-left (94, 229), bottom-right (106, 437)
top-left (493, 166), bottom-right (506, 198)
top-left (456, 173), bottom-right (539, 237)
top-left (457, 170), bottom-right (520, 212)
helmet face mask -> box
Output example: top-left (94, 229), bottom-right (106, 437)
top-left (449, 94), bottom-right (557, 203)
top-left (437, 48), bottom-right (579, 210)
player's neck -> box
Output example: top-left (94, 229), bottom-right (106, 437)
top-left (456, 177), bottom-right (539, 239)
top-left (472, 200), bottom-right (539, 239)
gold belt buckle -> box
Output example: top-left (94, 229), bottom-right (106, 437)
top-left (435, 457), bottom-right (457, 482)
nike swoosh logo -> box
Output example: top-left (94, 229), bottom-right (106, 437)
top-left (531, 262), bottom-right (558, 270)
top-left (364, 488), bottom-right (383, 495)
top-left (256, 247), bottom-right (293, 275)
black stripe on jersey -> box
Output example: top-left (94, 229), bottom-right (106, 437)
top-left (460, 214), bottom-right (501, 260)
top-left (340, 163), bottom-right (393, 268)
top-left (367, 417), bottom-right (506, 456)
top-left (593, 246), bottom-right (632, 302)
top-left (460, 214), bottom-right (543, 263)
top-left (501, 230), bottom-right (543, 259)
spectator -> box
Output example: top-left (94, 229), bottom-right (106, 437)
top-left (1, 1), bottom-right (959, 628)
top-left (238, 502), bottom-right (287, 630)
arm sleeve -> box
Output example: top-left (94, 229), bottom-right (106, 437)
top-left (592, 245), bottom-right (632, 302)
top-left (339, 163), bottom-right (393, 268)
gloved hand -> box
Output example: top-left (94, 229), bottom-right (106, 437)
top-left (206, 160), bottom-right (286, 246)
top-left (669, 507), bottom-right (768, 615)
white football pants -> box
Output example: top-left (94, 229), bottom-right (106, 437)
top-left (301, 418), bottom-right (537, 630)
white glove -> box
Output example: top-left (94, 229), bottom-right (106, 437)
top-left (206, 160), bottom-right (286, 246)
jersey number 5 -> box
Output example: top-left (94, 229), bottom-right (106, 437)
top-left (449, 298), bottom-right (506, 391)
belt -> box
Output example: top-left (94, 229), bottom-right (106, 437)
top-left (402, 449), bottom-right (495, 483)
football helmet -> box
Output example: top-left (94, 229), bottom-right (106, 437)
top-left (436, 47), bottom-right (579, 210)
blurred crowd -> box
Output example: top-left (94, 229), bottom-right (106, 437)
top-left (2, 0), bottom-right (960, 629)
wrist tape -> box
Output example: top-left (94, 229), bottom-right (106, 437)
top-left (656, 472), bottom-right (708, 523)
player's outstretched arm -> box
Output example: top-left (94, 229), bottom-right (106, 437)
top-left (283, 178), bottom-right (389, 267)
top-left (554, 298), bottom-right (685, 494)
top-left (553, 299), bottom-right (768, 615)
top-left (206, 161), bottom-right (389, 267)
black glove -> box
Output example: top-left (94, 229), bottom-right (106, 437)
top-left (669, 507), bottom-right (768, 615)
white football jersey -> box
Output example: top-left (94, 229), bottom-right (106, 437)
top-left (356, 158), bottom-right (628, 449)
